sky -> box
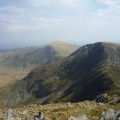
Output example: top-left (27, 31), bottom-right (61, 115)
top-left (0, 0), bottom-right (120, 49)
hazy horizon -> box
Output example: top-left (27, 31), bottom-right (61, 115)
top-left (0, 0), bottom-right (120, 49)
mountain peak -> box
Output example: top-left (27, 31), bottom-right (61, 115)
top-left (48, 41), bottom-right (78, 57)
top-left (49, 41), bottom-right (78, 49)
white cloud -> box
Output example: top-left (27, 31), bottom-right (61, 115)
top-left (0, 6), bottom-right (26, 13)
top-left (91, 6), bottom-right (120, 19)
top-left (59, 0), bottom-right (80, 8)
top-left (0, 0), bottom-right (120, 47)
top-left (0, 6), bottom-right (77, 33)
top-left (7, 24), bottom-right (28, 32)
top-left (28, 0), bottom-right (82, 8)
top-left (28, 0), bottom-right (51, 7)
top-left (98, 0), bottom-right (120, 5)
top-left (91, 0), bottom-right (120, 21)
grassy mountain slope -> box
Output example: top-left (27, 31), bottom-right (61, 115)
top-left (1, 42), bottom-right (120, 105)
top-left (0, 41), bottom-right (77, 88)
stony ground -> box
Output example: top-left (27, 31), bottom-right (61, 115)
top-left (0, 101), bottom-right (120, 120)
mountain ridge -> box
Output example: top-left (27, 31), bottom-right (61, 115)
top-left (0, 42), bottom-right (120, 105)
top-left (0, 41), bottom-right (77, 88)
top-left (0, 41), bottom-right (78, 68)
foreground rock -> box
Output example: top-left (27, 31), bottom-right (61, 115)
top-left (2, 109), bottom-right (22, 120)
top-left (27, 112), bottom-right (45, 120)
top-left (0, 101), bottom-right (119, 120)
top-left (100, 109), bottom-right (120, 120)
top-left (68, 114), bottom-right (89, 120)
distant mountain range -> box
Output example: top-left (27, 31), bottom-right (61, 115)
top-left (0, 42), bottom-right (120, 105)
top-left (0, 41), bottom-right (78, 68)
top-left (0, 41), bottom-right (77, 88)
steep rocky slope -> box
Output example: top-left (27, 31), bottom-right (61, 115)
top-left (1, 42), bottom-right (120, 105)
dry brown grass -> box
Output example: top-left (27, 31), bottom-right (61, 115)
top-left (0, 101), bottom-right (118, 120)
top-left (0, 65), bottom-right (32, 88)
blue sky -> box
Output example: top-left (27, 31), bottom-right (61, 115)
top-left (0, 0), bottom-right (120, 49)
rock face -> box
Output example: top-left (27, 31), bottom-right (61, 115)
top-left (100, 109), bottom-right (120, 120)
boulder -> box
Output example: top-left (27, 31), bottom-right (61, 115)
top-left (67, 102), bottom-right (72, 108)
top-left (100, 109), bottom-right (120, 120)
top-left (34, 112), bottom-right (45, 120)
top-left (68, 116), bottom-right (76, 120)
top-left (27, 112), bottom-right (45, 120)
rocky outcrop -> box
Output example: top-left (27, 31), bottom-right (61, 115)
top-left (95, 93), bottom-right (108, 103)
top-left (100, 109), bottom-right (120, 120)
top-left (2, 109), bottom-right (22, 120)
top-left (26, 112), bottom-right (45, 120)
top-left (34, 112), bottom-right (45, 120)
